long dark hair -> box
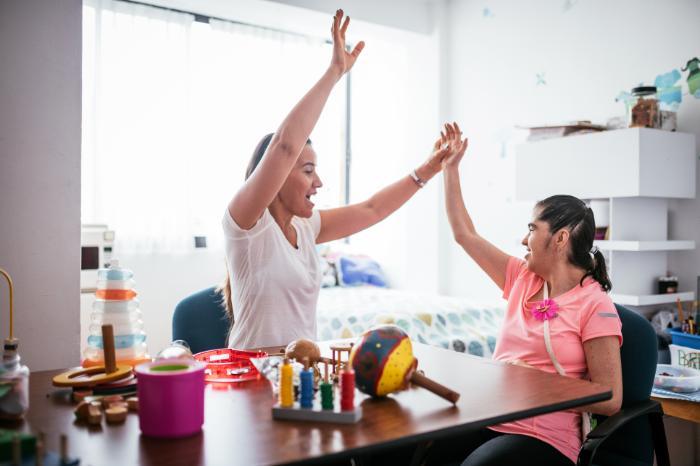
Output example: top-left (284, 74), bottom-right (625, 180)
top-left (245, 133), bottom-right (312, 180)
top-left (218, 133), bottom-right (313, 330)
top-left (535, 195), bottom-right (612, 292)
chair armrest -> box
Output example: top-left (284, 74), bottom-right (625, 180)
top-left (578, 399), bottom-right (665, 466)
top-left (586, 399), bottom-right (662, 439)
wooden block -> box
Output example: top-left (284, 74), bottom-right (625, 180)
top-left (73, 401), bottom-right (90, 421)
top-left (108, 401), bottom-right (128, 411)
top-left (87, 405), bottom-right (102, 425)
top-left (105, 406), bottom-right (127, 424)
top-left (101, 395), bottom-right (124, 409)
top-left (72, 390), bottom-right (92, 403)
top-left (126, 397), bottom-right (139, 412)
top-left (272, 403), bottom-right (362, 424)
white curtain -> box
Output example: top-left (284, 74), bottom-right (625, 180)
top-left (82, 0), bottom-right (346, 254)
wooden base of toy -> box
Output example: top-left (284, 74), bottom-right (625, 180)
top-left (272, 403), bottom-right (362, 424)
top-left (52, 365), bottom-right (132, 388)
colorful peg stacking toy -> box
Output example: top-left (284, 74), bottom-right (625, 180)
top-left (350, 325), bottom-right (460, 404)
top-left (272, 355), bottom-right (361, 424)
top-left (83, 261), bottom-right (150, 368)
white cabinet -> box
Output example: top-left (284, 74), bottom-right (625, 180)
top-left (515, 128), bottom-right (697, 306)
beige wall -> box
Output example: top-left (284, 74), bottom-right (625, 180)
top-left (0, 0), bottom-right (82, 370)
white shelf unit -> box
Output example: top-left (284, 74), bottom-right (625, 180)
top-left (516, 128), bottom-right (697, 307)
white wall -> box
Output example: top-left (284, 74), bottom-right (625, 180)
top-left (0, 0), bottom-right (82, 370)
top-left (438, 0), bottom-right (700, 303)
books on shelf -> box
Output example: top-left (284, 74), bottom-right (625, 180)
top-left (517, 121), bottom-right (607, 142)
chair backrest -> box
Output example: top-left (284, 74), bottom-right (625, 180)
top-left (172, 286), bottom-right (231, 354)
top-left (594, 304), bottom-right (658, 465)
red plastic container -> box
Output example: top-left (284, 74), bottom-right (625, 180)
top-left (194, 348), bottom-right (268, 383)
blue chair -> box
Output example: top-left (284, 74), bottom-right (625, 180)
top-left (577, 304), bottom-right (669, 466)
top-left (172, 286), bottom-right (231, 354)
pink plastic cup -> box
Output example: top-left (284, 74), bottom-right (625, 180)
top-left (134, 359), bottom-right (206, 438)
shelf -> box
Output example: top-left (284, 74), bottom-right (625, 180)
top-left (595, 240), bottom-right (696, 251)
top-left (610, 292), bottom-right (695, 306)
top-left (515, 128), bottom-right (696, 200)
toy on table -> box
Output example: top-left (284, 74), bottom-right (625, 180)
top-left (329, 342), bottom-right (353, 376)
top-left (156, 340), bottom-right (193, 360)
top-left (285, 339), bottom-right (321, 364)
top-left (53, 325), bottom-right (132, 388)
top-left (194, 348), bottom-right (267, 383)
top-left (349, 325), bottom-right (461, 404)
top-left (0, 268), bottom-right (30, 421)
top-left (82, 261), bottom-right (150, 368)
top-left (134, 358), bottom-right (206, 438)
top-left (272, 359), bottom-right (362, 424)
top-left (0, 431), bottom-right (80, 466)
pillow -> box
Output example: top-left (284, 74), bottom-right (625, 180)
top-left (337, 255), bottom-right (388, 287)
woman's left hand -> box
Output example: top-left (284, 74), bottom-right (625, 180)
top-left (416, 122), bottom-right (468, 181)
top-left (330, 9), bottom-right (365, 76)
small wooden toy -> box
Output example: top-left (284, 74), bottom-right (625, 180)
top-left (74, 401), bottom-right (90, 421)
top-left (87, 404), bottom-right (103, 426)
top-left (272, 360), bottom-right (362, 424)
top-left (53, 325), bottom-right (131, 388)
top-left (105, 406), bottom-right (128, 424)
top-left (349, 325), bottom-right (460, 404)
top-left (126, 396), bottom-right (139, 412)
top-left (100, 394), bottom-right (124, 409)
top-left (285, 339), bottom-right (321, 363)
top-left (329, 342), bottom-right (353, 375)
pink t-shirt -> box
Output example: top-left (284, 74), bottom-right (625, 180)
top-left (489, 257), bottom-right (622, 464)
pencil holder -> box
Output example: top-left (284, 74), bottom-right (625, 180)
top-left (134, 359), bottom-right (206, 438)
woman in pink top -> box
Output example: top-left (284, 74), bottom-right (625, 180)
top-left (430, 123), bottom-right (622, 465)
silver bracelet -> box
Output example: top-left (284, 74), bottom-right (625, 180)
top-left (409, 169), bottom-right (426, 188)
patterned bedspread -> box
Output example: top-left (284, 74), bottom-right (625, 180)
top-left (316, 287), bottom-right (505, 358)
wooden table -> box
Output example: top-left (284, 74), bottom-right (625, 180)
top-left (652, 397), bottom-right (700, 424)
top-left (11, 344), bottom-right (610, 465)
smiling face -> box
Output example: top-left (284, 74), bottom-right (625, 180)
top-left (521, 207), bottom-right (560, 276)
top-left (277, 144), bottom-right (323, 218)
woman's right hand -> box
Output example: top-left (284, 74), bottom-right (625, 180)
top-left (330, 9), bottom-right (365, 76)
top-left (440, 122), bottom-right (468, 171)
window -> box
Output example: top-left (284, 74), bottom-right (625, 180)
top-left (82, 0), bottom-right (347, 253)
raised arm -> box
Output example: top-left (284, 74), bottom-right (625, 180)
top-left (442, 123), bottom-right (510, 290)
top-left (316, 126), bottom-right (453, 244)
top-left (228, 10), bottom-right (365, 230)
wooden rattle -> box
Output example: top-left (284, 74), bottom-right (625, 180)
top-left (349, 325), bottom-right (460, 404)
top-left (53, 324), bottom-right (132, 388)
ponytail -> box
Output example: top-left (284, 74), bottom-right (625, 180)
top-left (215, 270), bottom-right (234, 343)
top-left (582, 248), bottom-right (612, 292)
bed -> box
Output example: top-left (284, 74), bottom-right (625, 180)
top-left (316, 286), bottom-right (505, 358)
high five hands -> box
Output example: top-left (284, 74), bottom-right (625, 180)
top-left (419, 122), bottom-right (469, 180)
top-left (330, 9), bottom-right (365, 76)
top-left (438, 122), bottom-right (468, 170)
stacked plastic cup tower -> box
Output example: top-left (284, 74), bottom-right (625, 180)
top-left (82, 260), bottom-right (150, 367)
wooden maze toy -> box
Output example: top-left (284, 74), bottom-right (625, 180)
top-left (349, 325), bottom-right (460, 404)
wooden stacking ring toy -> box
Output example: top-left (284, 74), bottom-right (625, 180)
top-left (53, 324), bottom-right (132, 388)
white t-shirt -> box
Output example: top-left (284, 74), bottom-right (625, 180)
top-left (222, 208), bottom-right (322, 349)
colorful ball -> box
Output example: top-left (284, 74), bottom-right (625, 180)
top-left (349, 325), bottom-right (417, 397)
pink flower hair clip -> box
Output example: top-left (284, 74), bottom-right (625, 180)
top-left (531, 298), bottom-right (559, 321)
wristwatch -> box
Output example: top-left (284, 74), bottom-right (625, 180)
top-left (409, 169), bottom-right (426, 188)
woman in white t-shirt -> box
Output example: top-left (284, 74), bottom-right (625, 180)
top-left (222, 10), bottom-right (455, 349)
